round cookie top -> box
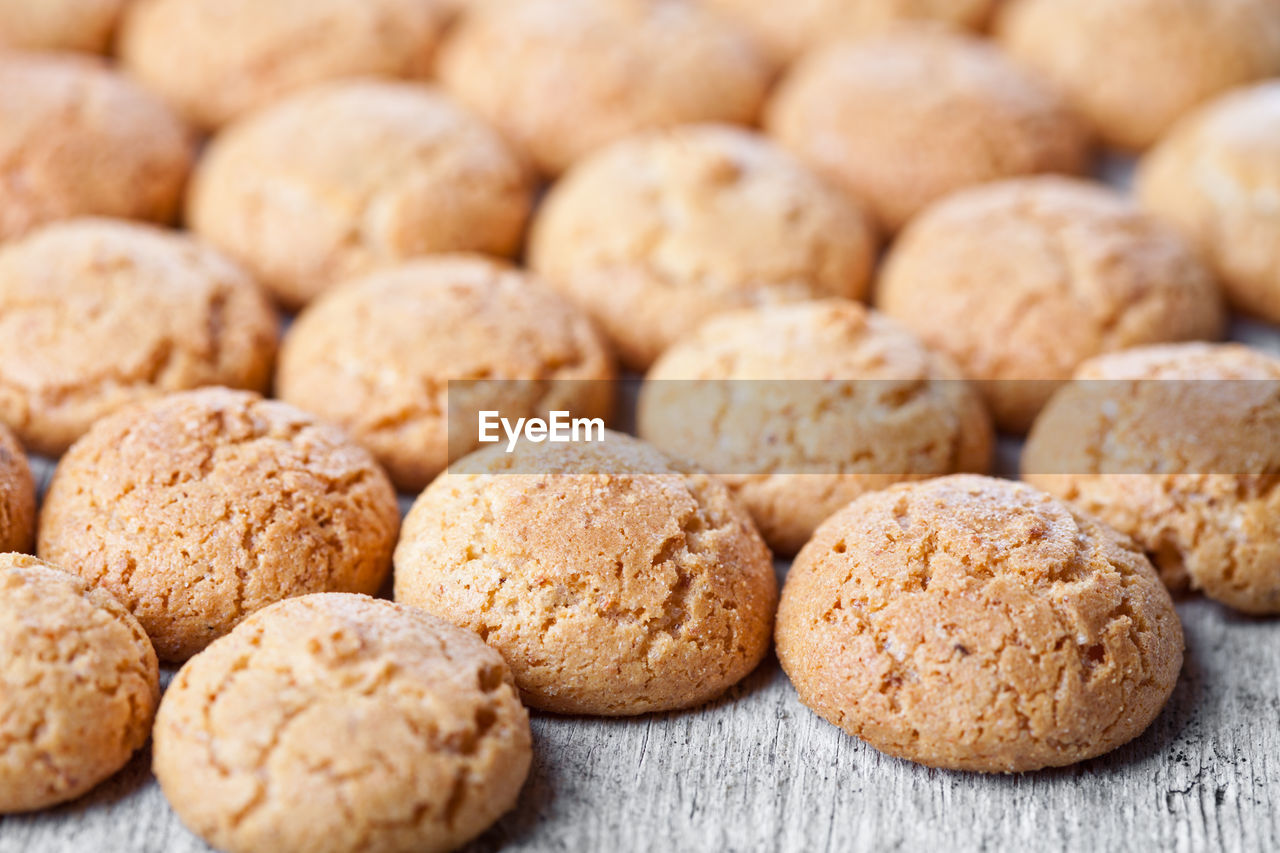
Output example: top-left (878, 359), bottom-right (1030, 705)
top-left (38, 388), bottom-right (401, 662)
top-left (394, 431), bottom-right (778, 716)
top-left (0, 424), bottom-right (34, 555)
top-left (529, 124), bottom-right (877, 368)
top-left (776, 475), bottom-right (1184, 772)
top-left (277, 255), bottom-right (616, 493)
top-left (0, 554), bottom-right (159, 813)
top-left (437, 0), bottom-right (771, 175)
top-left (638, 300), bottom-right (993, 553)
top-left (1023, 343), bottom-right (1280, 614)
top-left (0, 52), bottom-right (195, 242)
top-left (154, 593), bottom-right (531, 853)
top-left (876, 176), bottom-right (1226, 433)
top-left (766, 27), bottom-right (1091, 232)
top-left (120, 0), bottom-right (450, 130)
top-left (997, 0), bottom-right (1280, 151)
top-left (0, 219), bottom-right (280, 457)
top-left (1137, 82), bottom-right (1280, 324)
top-left (188, 79), bottom-right (534, 309)
top-left (0, 0), bottom-right (129, 52)
top-left (705, 0), bottom-right (998, 64)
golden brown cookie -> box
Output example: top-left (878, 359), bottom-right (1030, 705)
top-left (38, 388), bottom-right (400, 662)
top-left (0, 424), bottom-right (34, 555)
top-left (395, 431), bottom-right (777, 715)
top-left (876, 177), bottom-right (1226, 433)
top-left (997, 0), bottom-right (1280, 151)
top-left (277, 255), bottom-right (615, 494)
top-left (436, 0), bottom-right (771, 175)
top-left (0, 219), bottom-right (279, 457)
top-left (120, 0), bottom-right (450, 130)
top-left (638, 300), bottom-right (993, 554)
top-left (705, 0), bottom-right (998, 64)
top-left (0, 554), bottom-right (159, 813)
top-left (0, 52), bottom-right (195, 242)
top-left (766, 27), bottom-right (1091, 232)
top-left (528, 124), bottom-right (877, 368)
top-left (154, 593), bottom-right (531, 853)
top-left (1023, 343), bottom-right (1280, 615)
top-left (188, 79), bottom-right (534, 309)
top-left (0, 0), bottom-right (129, 52)
top-left (776, 475), bottom-right (1184, 772)
top-left (1137, 82), bottom-right (1280, 324)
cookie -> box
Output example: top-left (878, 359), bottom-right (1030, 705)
top-left (38, 388), bottom-right (400, 662)
top-left (1137, 83), bottom-right (1280, 324)
top-left (277, 255), bottom-right (615, 494)
top-left (188, 79), bottom-right (534, 309)
top-left (0, 219), bottom-right (279, 457)
top-left (0, 554), bottom-right (159, 813)
top-left (0, 424), bottom-right (34, 555)
top-left (996, 0), bottom-right (1280, 151)
top-left (0, 52), bottom-right (195, 242)
top-left (1024, 343), bottom-right (1280, 615)
top-left (776, 475), bottom-right (1184, 772)
top-left (876, 176), bottom-right (1226, 433)
top-left (436, 0), bottom-right (771, 175)
top-left (120, 0), bottom-right (450, 130)
top-left (766, 27), bottom-right (1091, 232)
top-left (638, 300), bottom-right (993, 554)
top-left (705, 0), bottom-right (997, 64)
top-left (154, 593), bottom-right (531, 853)
top-left (528, 124), bottom-right (877, 368)
top-left (394, 431), bottom-right (777, 715)
top-left (0, 0), bottom-right (129, 52)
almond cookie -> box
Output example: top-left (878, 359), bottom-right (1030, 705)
top-left (436, 0), bottom-right (771, 175)
top-left (154, 593), bottom-right (531, 853)
top-left (0, 424), bottom-right (34, 555)
top-left (0, 53), bottom-right (195, 242)
top-left (997, 0), bottom-right (1280, 151)
top-left (277, 256), bottom-right (615, 494)
top-left (638, 300), bottom-right (993, 554)
top-left (395, 432), bottom-right (777, 716)
top-left (528, 125), bottom-right (877, 368)
top-left (766, 27), bottom-right (1090, 232)
top-left (1024, 343), bottom-right (1280, 615)
top-left (38, 388), bottom-right (400, 662)
top-left (0, 0), bottom-right (129, 52)
top-left (120, 0), bottom-right (450, 130)
top-left (776, 475), bottom-right (1184, 773)
top-left (0, 554), bottom-right (159, 813)
top-left (188, 80), bottom-right (533, 309)
top-left (0, 219), bottom-right (279, 457)
top-left (1137, 83), bottom-right (1280, 325)
top-left (705, 0), bottom-right (997, 64)
top-left (877, 177), bottom-right (1226, 433)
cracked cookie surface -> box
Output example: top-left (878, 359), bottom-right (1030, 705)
top-left (877, 176), bottom-right (1226, 432)
top-left (0, 219), bottom-right (280, 457)
top-left (37, 388), bottom-right (400, 662)
top-left (529, 124), bottom-right (877, 369)
top-left (766, 27), bottom-right (1090, 233)
top-left (638, 300), bottom-right (992, 554)
top-left (394, 431), bottom-right (777, 715)
top-left (0, 554), bottom-right (159, 813)
top-left (278, 255), bottom-right (615, 493)
top-left (153, 593), bottom-right (531, 853)
top-left (188, 79), bottom-right (534, 309)
top-left (437, 0), bottom-right (770, 176)
top-left (1024, 343), bottom-right (1280, 615)
top-left (776, 475), bottom-right (1183, 772)
top-left (0, 52), bottom-right (194, 242)
top-left (0, 423), bottom-right (35, 554)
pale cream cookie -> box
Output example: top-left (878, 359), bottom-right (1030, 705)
top-left (0, 0), bottom-right (130, 52)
